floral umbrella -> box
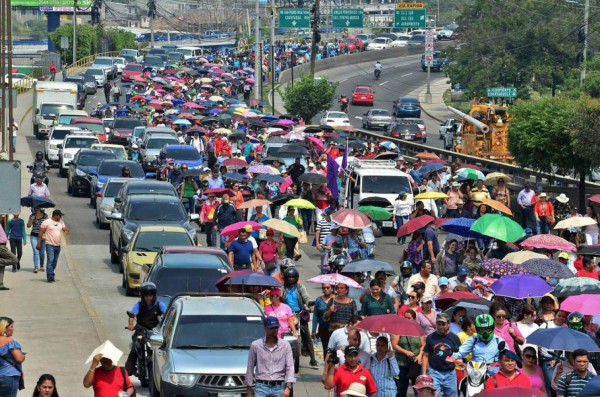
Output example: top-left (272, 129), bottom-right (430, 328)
top-left (521, 258), bottom-right (575, 279)
top-left (480, 258), bottom-right (526, 278)
top-left (520, 234), bottom-right (577, 251)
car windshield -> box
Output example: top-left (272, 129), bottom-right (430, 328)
top-left (126, 184), bottom-right (176, 196)
top-left (114, 119), bottom-right (143, 129)
top-left (125, 64), bottom-right (143, 71)
top-left (133, 231), bottom-right (192, 251)
top-left (50, 129), bottom-right (72, 140)
top-left (362, 175), bottom-right (412, 195)
top-left (93, 58), bottom-right (112, 66)
top-left (145, 57), bottom-right (163, 66)
top-left (409, 35), bottom-right (425, 41)
top-left (73, 123), bottom-right (104, 135)
top-left (104, 181), bottom-right (125, 197)
top-left (148, 138), bottom-right (178, 149)
top-left (87, 69), bottom-right (103, 77)
top-left (65, 138), bottom-right (97, 149)
top-left (120, 49), bottom-right (136, 56)
top-left (343, 39), bottom-right (355, 44)
top-left (172, 315), bottom-right (264, 349)
top-left (166, 148), bottom-right (201, 161)
top-left (370, 110), bottom-right (390, 116)
top-left (84, 75), bottom-right (96, 83)
top-left (355, 87), bottom-right (371, 93)
top-left (98, 162), bottom-right (144, 177)
top-left (178, 49), bottom-right (193, 56)
top-left (153, 267), bottom-right (224, 296)
top-left (41, 104), bottom-right (73, 116)
top-left (373, 38), bottom-right (387, 44)
top-left (78, 152), bottom-right (115, 166)
top-left (94, 146), bottom-right (127, 160)
top-left (126, 201), bottom-right (186, 221)
top-left (328, 112), bottom-right (347, 119)
top-left (133, 127), bottom-right (144, 138)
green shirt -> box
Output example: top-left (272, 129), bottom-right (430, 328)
top-left (283, 215), bottom-right (301, 239)
top-left (395, 336), bottom-right (421, 367)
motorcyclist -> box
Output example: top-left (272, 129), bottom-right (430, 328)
top-left (453, 314), bottom-right (507, 375)
top-left (327, 241), bottom-right (350, 273)
top-left (391, 260), bottom-right (414, 303)
top-left (130, 144), bottom-right (140, 162)
top-left (28, 151), bottom-right (50, 185)
top-left (121, 166), bottom-right (132, 177)
top-left (567, 311), bottom-right (585, 333)
top-left (339, 95), bottom-right (349, 112)
top-left (125, 282), bottom-right (166, 376)
top-left (374, 61), bottom-right (383, 78)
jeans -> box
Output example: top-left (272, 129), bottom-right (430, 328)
top-left (428, 367), bottom-right (458, 397)
top-left (521, 206), bottom-right (537, 233)
top-left (30, 235), bottom-right (45, 269)
top-left (396, 216), bottom-right (409, 244)
top-left (205, 222), bottom-right (216, 247)
top-left (0, 375), bottom-right (19, 397)
top-left (263, 265), bottom-right (279, 277)
top-left (300, 209), bottom-right (313, 233)
top-left (45, 244), bottom-right (61, 278)
top-left (218, 228), bottom-right (228, 250)
top-left (253, 382), bottom-right (285, 397)
top-left (537, 217), bottom-right (550, 235)
top-left (319, 249), bottom-right (328, 274)
top-left (585, 231), bottom-right (599, 245)
top-left (540, 358), bottom-right (556, 397)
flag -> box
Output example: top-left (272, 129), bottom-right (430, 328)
top-left (326, 154), bottom-right (339, 200)
top-left (341, 139), bottom-right (348, 170)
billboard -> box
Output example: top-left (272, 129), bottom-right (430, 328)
top-left (12, 0), bottom-right (92, 7)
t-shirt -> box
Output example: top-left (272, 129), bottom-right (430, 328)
top-left (91, 366), bottom-right (133, 397)
top-left (259, 239), bottom-right (279, 263)
top-left (424, 331), bottom-right (462, 372)
top-left (423, 227), bottom-right (440, 261)
top-left (316, 219), bottom-right (332, 245)
top-left (576, 269), bottom-right (599, 280)
top-left (484, 370), bottom-right (531, 390)
top-left (228, 239), bottom-right (254, 266)
top-left (40, 218), bottom-right (66, 246)
top-left (333, 364), bottom-right (377, 397)
top-left (264, 303), bottom-right (293, 338)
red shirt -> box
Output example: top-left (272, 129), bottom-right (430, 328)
top-left (574, 257), bottom-right (584, 271)
top-left (92, 366), bottom-right (133, 397)
top-left (484, 370), bottom-right (531, 390)
top-left (333, 364), bottom-right (377, 397)
top-left (577, 269), bottom-right (599, 280)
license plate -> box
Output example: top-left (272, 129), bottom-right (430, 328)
top-left (382, 221), bottom-right (393, 227)
top-left (218, 394), bottom-right (241, 397)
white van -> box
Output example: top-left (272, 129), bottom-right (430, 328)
top-left (177, 46), bottom-right (204, 58)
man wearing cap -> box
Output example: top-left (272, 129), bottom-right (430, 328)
top-left (422, 312), bottom-right (461, 397)
top-left (452, 199), bottom-right (471, 219)
top-left (288, 158), bottom-right (306, 186)
top-left (557, 251), bottom-right (578, 274)
top-left (323, 346), bottom-right (377, 397)
top-left (448, 265), bottom-right (473, 291)
top-left (37, 209), bottom-right (69, 283)
top-left (228, 227), bottom-right (258, 270)
top-left (437, 277), bottom-right (449, 295)
top-left (280, 167), bottom-right (293, 192)
top-left (517, 182), bottom-right (537, 232)
top-left (0, 222), bottom-right (18, 290)
top-left (246, 316), bottom-right (295, 397)
top-left (413, 374), bottom-right (436, 397)
top-left (484, 349), bottom-right (531, 390)
top-left (408, 261), bottom-right (440, 298)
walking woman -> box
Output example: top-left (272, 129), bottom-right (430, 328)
top-left (33, 374), bottom-right (59, 397)
top-left (392, 309), bottom-right (425, 397)
top-left (0, 317), bottom-right (26, 397)
top-left (282, 206), bottom-right (302, 260)
top-left (312, 283), bottom-right (334, 351)
top-left (360, 280), bottom-right (396, 317)
top-left (258, 229), bottom-right (281, 276)
top-left (323, 283), bottom-right (358, 331)
top-left (28, 207), bottom-right (48, 273)
top-left (6, 214), bottom-right (26, 272)
top-left (178, 165), bottom-right (197, 213)
top-left (584, 205), bottom-right (599, 245)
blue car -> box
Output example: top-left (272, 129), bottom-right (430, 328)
top-left (164, 145), bottom-right (203, 169)
top-left (89, 159), bottom-right (145, 208)
top-left (395, 96), bottom-right (422, 118)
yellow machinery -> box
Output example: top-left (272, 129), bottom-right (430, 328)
top-left (449, 103), bottom-right (513, 162)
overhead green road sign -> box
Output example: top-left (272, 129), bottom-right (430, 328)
top-left (12, 0), bottom-right (92, 6)
top-left (394, 9), bottom-right (426, 28)
top-left (332, 8), bottom-right (364, 28)
top-left (278, 8), bottom-right (311, 29)
top-left (487, 87), bottom-right (517, 98)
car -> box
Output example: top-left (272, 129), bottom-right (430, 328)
top-left (319, 111), bottom-right (351, 127)
top-left (400, 118), bottom-right (427, 142)
top-left (109, 195), bottom-right (199, 268)
top-left (91, 56), bottom-right (118, 79)
top-left (443, 122), bottom-right (462, 150)
top-left (82, 73), bottom-right (97, 94)
top-left (113, 57), bottom-right (126, 74)
top-left (95, 177), bottom-right (129, 229)
top-left (121, 63), bottom-right (143, 82)
top-left (143, 55), bottom-right (165, 71)
top-left (339, 38), bottom-right (358, 53)
top-left (113, 180), bottom-right (178, 213)
top-left (58, 133), bottom-right (99, 177)
top-left (119, 48), bottom-right (143, 63)
top-left (351, 85), bottom-right (375, 106)
top-left (84, 67), bottom-right (107, 87)
top-left (391, 34), bottom-right (411, 47)
top-left (421, 51), bottom-right (447, 72)
top-left (67, 149), bottom-right (116, 197)
top-left (395, 96), bottom-right (421, 118)
top-left (122, 226), bottom-right (195, 296)
top-left (366, 37), bottom-right (392, 51)
top-left (164, 145), bottom-right (203, 169)
top-left (5, 73), bottom-right (37, 86)
top-left (138, 127), bottom-right (177, 145)
top-left (89, 159), bottom-right (145, 208)
top-left (110, 118), bottom-right (145, 145)
top-left (356, 33), bottom-right (376, 45)
top-left (45, 126), bottom-right (82, 166)
top-left (63, 76), bottom-right (87, 108)
top-left (407, 34), bottom-right (426, 46)
top-left (376, 33), bottom-right (398, 41)
top-left (362, 109), bottom-right (393, 130)
top-left (90, 143), bottom-right (128, 160)
top-left (129, 126), bottom-right (145, 152)
top-left (70, 116), bottom-right (106, 142)
top-left (148, 294), bottom-right (267, 397)
top-left (437, 29), bottom-right (454, 40)
top-left (140, 133), bottom-right (180, 172)
top-left (439, 118), bottom-right (456, 139)
top-left (386, 122), bottom-right (425, 142)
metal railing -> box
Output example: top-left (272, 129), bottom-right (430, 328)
top-left (66, 51), bottom-right (121, 76)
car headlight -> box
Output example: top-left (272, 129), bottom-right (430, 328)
top-left (64, 153), bottom-right (73, 159)
top-left (75, 168), bottom-right (86, 177)
top-left (167, 373), bottom-right (199, 387)
top-left (49, 144), bottom-right (58, 150)
top-left (113, 131), bottom-right (121, 137)
top-left (122, 229), bottom-right (134, 242)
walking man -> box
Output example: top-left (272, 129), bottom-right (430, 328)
top-left (103, 81), bottom-right (112, 103)
top-left (0, 222), bottom-right (18, 290)
top-left (246, 316), bottom-right (295, 397)
top-left (49, 61), bottom-right (57, 81)
top-left (556, 349), bottom-right (595, 397)
top-left (37, 209), bottom-right (69, 283)
top-left (517, 182), bottom-right (537, 232)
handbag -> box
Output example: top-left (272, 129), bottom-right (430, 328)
top-left (298, 230), bottom-right (308, 244)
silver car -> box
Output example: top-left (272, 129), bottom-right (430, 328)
top-left (95, 178), bottom-right (129, 228)
top-left (140, 133), bottom-right (179, 172)
top-left (362, 109), bottom-right (393, 130)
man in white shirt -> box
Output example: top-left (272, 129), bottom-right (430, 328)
top-left (447, 265), bottom-right (473, 291)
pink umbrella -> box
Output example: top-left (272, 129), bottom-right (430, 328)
top-left (307, 136), bottom-right (324, 149)
top-left (284, 131), bottom-right (304, 141)
top-left (213, 69), bottom-right (226, 74)
top-left (243, 111), bottom-right (259, 118)
top-left (274, 119), bottom-right (295, 126)
top-left (220, 221), bottom-right (263, 237)
top-left (184, 102), bottom-right (204, 109)
top-left (331, 208), bottom-right (371, 229)
top-left (246, 78), bottom-right (256, 84)
top-left (560, 294), bottom-right (600, 315)
top-left (178, 113), bottom-right (194, 119)
top-left (520, 234), bottom-right (577, 251)
top-left (221, 73), bottom-right (234, 79)
top-left (198, 57), bottom-right (209, 63)
top-left (307, 273), bottom-right (364, 289)
top-left (149, 99), bottom-right (162, 104)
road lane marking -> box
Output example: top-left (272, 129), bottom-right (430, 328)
top-left (401, 73), bottom-right (413, 77)
top-left (379, 81), bottom-right (389, 86)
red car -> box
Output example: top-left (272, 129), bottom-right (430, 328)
top-left (352, 85), bottom-right (375, 106)
top-left (121, 63), bottom-right (143, 82)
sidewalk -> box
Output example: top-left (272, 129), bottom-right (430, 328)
top-left (418, 78), bottom-right (451, 123)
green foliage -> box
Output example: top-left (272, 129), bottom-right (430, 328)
top-left (280, 74), bottom-right (338, 122)
top-left (569, 96), bottom-right (600, 171)
top-left (103, 28), bottom-right (137, 52)
top-left (49, 24), bottom-right (98, 64)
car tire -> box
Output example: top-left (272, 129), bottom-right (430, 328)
top-left (123, 273), bottom-right (135, 296)
top-left (59, 167), bottom-right (67, 178)
top-left (109, 234), bottom-right (119, 265)
top-left (67, 180), bottom-right (72, 194)
top-left (118, 250), bottom-right (124, 273)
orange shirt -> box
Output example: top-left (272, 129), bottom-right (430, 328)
top-left (576, 269), bottom-right (599, 280)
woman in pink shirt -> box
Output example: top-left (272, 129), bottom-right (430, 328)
top-left (490, 303), bottom-right (525, 353)
top-left (263, 288), bottom-right (298, 339)
top-left (258, 229), bottom-right (281, 276)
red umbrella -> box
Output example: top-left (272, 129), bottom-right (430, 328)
top-left (331, 208), bottom-right (371, 229)
top-left (434, 291), bottom-right (481, 310)
top-left (473, 387), bottom-right (546, 397)
top-left (460, 163), bottom-right (481, 170)
top-left (215, 269), bottom-right (255, 291)
top-left (204, 188), bottom-right (234, 197)
top-left (184, 102), bottom-right (204, 109)
top-left (423, 159), bottom-right (448, 165)
top-left (269, 130), bottom-right (289, 137)
top-left (520, 234), bottom-right (577, 251)
top-left (433, 218), bottom-right (450, 227)
top-left (223, 158), bottom-right (248, 167)
top-left (589, 194), bottom-right (600, 205)
top-left (356, 314), bottom-right (424, 337)
top-left (130, 95), bottom-right (145, 102)
top-left (178, 113), bottom-right (194, 119)
top-left (396, 215), bottom-right (434, 237)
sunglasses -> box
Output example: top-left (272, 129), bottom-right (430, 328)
top-left (524, 354), bottom-right (537, 359)
top-left (495, 314), bottom-right (506, 319)
top-left (410, 295), bottom-right (417, 299)
top-left (322, 286), bottom-right (332, 290)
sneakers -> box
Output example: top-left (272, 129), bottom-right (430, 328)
top-left (34, 268), bottom-right (39, 273)
top-left (47, 277), bottom-right (55, 283)
top-left (293, 254), bottom-right (302, 261)
top-left (309, 360), bottom-right (319, 369)
top-left (0, 286), bottom-right (9, 291)
top-left (40, 266), bottom-right (45, 272)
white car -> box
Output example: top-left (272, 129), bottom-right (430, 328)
top-left (58, 133), bottom-right (99, 177)
top-left (45, 126), bottom-right (83, 166)
top-left (366, 38), bottom-right (392, 51)
top-left (437, 29), bottom-right (454, 40)
top-left (113, 57), bottom-right (126, 74)
top-left (319, 111), bottom-right (351, 127)
top-left (5, 73), bottom-right (37, 87)
top-left (391, 35), bottom-right (411, 47)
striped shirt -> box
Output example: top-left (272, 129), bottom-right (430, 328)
top-left (556, 370), bottom-right (594, 397)
top-left (316, 219), bottom-right (331, 245)
top-left (29, 183), bottom-right (50, 198)
top-left (366, 353), bottom-right (399, 397)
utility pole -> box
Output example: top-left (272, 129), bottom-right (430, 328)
top-left (253, 0), bottom-right (261, 100)
top-left (309, 0), bottom-right (320, 77)
top-left (7, 0), bottom-right (14, 160)
top-left (73, 0), bottom-right (77, 63)
top-left (270, 0), bottom-right (275, 113)
top-left (580, 0), bottom-right (589, 86)
top-left (148, 0), bottom-right (156, 48)
top-left (0, 0), bottom-right (6, 154)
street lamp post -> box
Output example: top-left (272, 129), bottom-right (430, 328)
top-left (254, 0), bottom-right (261, 100)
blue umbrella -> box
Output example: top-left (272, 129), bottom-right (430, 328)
top-left (224, 172), bottom-right (245, 181)
top-left (419, 162), bottom-right (446, 175)
top-left (257, 174), bottom-right (286, 183)
top-left (526, 327), bottom-right (600, 352)
top-left (172, 99), bottom-right (185, 105)
top-left (173, 119), bottom-right (192, 125)
top-left (209, 109), bottom-right (221, 115)
top-left (489, 274), bottom-right (552, 299)
top-left (441, 217), bottom-right (488, 239)
top-left (20, 196), bottom-right (55, 208)
top-left (577, 375), bottom-right (600, 397)
top-left (225, 273), bottom-right (282, 288)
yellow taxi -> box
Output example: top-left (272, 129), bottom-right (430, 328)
top-left (122, 225), bottom-right (194, 296)
top-left (91, 143), bottom-right (128, 160)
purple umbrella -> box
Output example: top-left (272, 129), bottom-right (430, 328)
top-left (247, 164), bottom-right (273, 174)
top-left (490, 274), bottom-right (552, 299)
top-left (274, 119), bottom-right (295, 126)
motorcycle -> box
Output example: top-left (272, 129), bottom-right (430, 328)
top-left (374, 69), bottom-right (381, 80)
top-left (126, 311), bottom-right (153, 387)
top-left (340, 100), bottom-right (349, 113)
top-left (459, 361), bottom-right (488, 397)
top-left (27, 165), bottom-right (50, 186)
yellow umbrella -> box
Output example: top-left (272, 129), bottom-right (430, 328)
top-left (554, 216), bottom-right (597, 229)
top-left (414, 192), bottom-right (449, 200)
top-left (209, 95), bottom-right (224, 101)
top-left (481, 198), bottom-right (513, 216)
top-left (503, 251), bottom-right (547, 264)
top-left (269, 166), bottom-right (280, 175)
top-left (484, 172), bottom-right (513, 184)
top-left (199, 77), bottom-right (212, 83)
top-left (283, 198), bottom-right (316, 209)
top-left (214, 128), bottom-right (231, 135)
top-left (262, 218), bottom-right (301, 238)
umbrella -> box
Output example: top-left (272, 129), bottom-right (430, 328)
top-left (248, 164), bottom-right (273, 174)
top-left (520, 234), bottom-right (577, 251)
top-left (223, 172), bottom-right (245, 181)
top-left (173, 119), bottom-right (192, 125)
top-left (484, 172), bottom-right (512, 184)
top-left (341, 259), bottom-right (395, 275)
top-left (553, 277), bottom-right (600, 298)
top-left (257, 174), bottom-right (286, 183)
top-left (271, 194), bottom-right (298, 206)
top-left (298, 173), bottom-right (327, 185)
top-left (473, 387), bottom-right (546, 397)
top-left (225, 272), bottom-right (282, 288)
top-left (215, 269), bottom-right (261, 290)
top-left (20, 196), bottom-right (55, 208)
top-left (419, 163), bottom-right (446, 175)
top-left (262, 218), bottom-right (301, 238)
top-left (306, 136), bottom-right (324, 149)
top-left (356, 314), bottom-right (424, 336)
top-left (489, 274), bottom-right (552, 299)
top-left (470, 214), bottom-right (525, 242)
top-left (521, 258), bottom-right (575, 279)
top-left (503, 250), bottom-right (547, 264)
top-left (357, 206), bottom-right (392, 221)
top-left (379, 141), bottom-right (398, 151)
top-left (262, 157), bottom-right (285, 166)
top-left (554, 216), bottom-right (597, 229)
top-left (331, 208), bottom-right (371, 229)
top-left (284, 131), bottom-right (305, 141)
top-left (414, 191), bottom-right (449, 200)
top-left (223, 158), bottom-right (248, 167)
top-left (480, 258), bottom-right (526, 278)
top-left (283, 198), bottom-right (316, 209)
top-left (578, 244), bottom-right (600, 256)
top-left (204, 188), bottom-right (234, 197)
top-left (480, 198), bottom-right (513, 216)
top-left (415, 152), bottom-right (440, 160)
top-left (441, 217), bottom-right (488, 239)
top-left (214, 128), bottom-right (231, 135)
top-left (307, 273), bottom-right (364, 289)
top-left (277, 144), bottom-right (308, 156)
top-left (220, 221), bottom-right (263, 237)
top-left (237, 199), bottom-right (272, 210)
top-left (444, 298), bottom-right (492, 318)
top-left (456, 168), bottom-right (485, 181)
top-left (560, 294), bottom-right (600, 315)
top-left (526, 327), bottom-right (600, 352)
top-left (396, 215), bottom-right (435, 237)
top-left (434, 291), bottom-right (481, 310)
top-left (577, 376), bottom-right (600, 397)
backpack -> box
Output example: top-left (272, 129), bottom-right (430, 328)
top-left (119, 367), bottom-right (136, 397)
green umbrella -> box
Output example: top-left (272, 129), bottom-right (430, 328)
top-left (219, 113), bottom-right (232, 120)
top-left (357, 206), bottom-right (392, 221)
top-left (249, 108), bottom-right (262, 114)
top-left (470, 214), bottom-right (525, 242)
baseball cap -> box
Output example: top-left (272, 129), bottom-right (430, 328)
top-left (414, 375), bottom-right (435, 390)
top-left (436, 313), bottom-right (450, 323)
top-left (266, 228), bottom-right (274, 236)
top-left (558, 251), bottom-right (569, 260)
top-left (457, 265), bottom-right (468, 276)
top-left (412, 281), bottom-right (425, 290)
top-left (344, 346), bottom-right (360, 356)
top-left (263, 316), bottom-right (280, 328)
top-left (269, 288), bottom-right (282, 297)
top-left (438, 277), bottom-right (449, 287)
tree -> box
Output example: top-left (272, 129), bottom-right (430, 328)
top-left (49, 24), bottom-right (98, 65)
top-left (110, 29), bottom-right (136, 52)
top-left (280, 74), bottom-right (338, 123)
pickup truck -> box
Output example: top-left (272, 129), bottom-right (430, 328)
top-left (91, 56), bottom-right (118, 80)
top-left (118, 48), bottom-right (143, 63)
